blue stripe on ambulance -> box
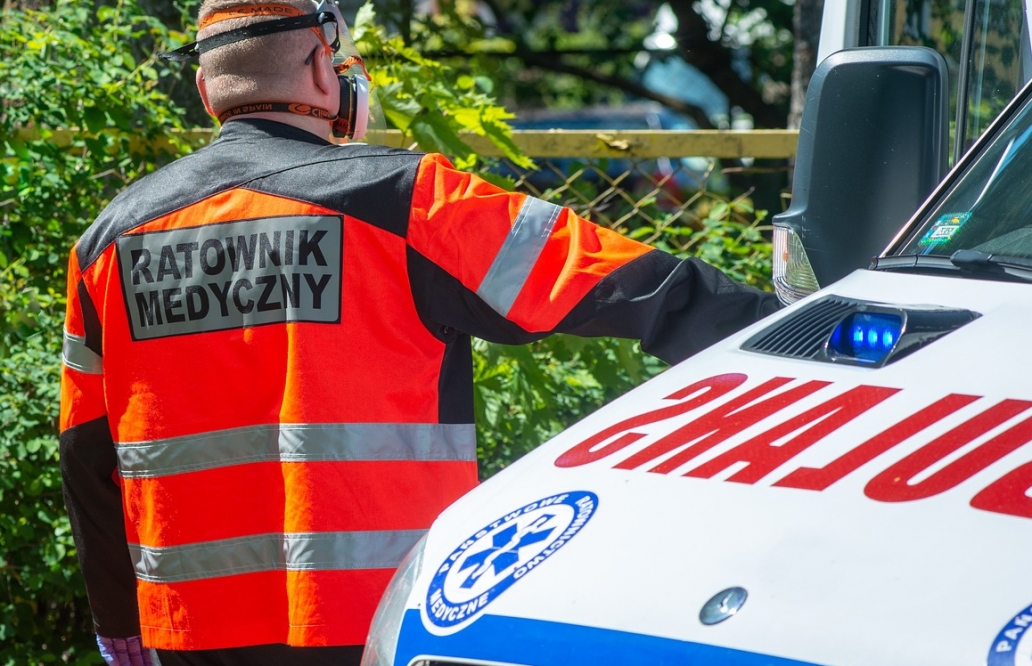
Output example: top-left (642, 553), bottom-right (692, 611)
top-left (395, 610), bottom-right (824, 666)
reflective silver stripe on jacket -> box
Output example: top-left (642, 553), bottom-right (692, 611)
top-left (476, 196), bottom-right (563, 317)
top-left (116, 422), bottom-right (476, 478)
top-left (128, 529), bottom-right (426, 583)
top-left (62, 329), bottom-right (103, 375)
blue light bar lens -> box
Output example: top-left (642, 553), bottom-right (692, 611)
top-left (829, 312), bottom-right (903, 363)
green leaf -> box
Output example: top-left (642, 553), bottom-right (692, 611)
top-left (475, 170), bottom-right (517, 191)
top-left (352, 2), bottom-right (378, 40)
top-left (409, 112), bottom-right (476, 165)
top-left (473, 76), bottom-right (494, 94)
top-left (482, 120), bottom-right (535, 169)
top-left (82, 106), bottom-right (107, 134)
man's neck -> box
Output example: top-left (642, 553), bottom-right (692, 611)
top-left (222, 112), bottom-right (333, 141)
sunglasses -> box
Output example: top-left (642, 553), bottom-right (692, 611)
top-left (160, 1), bottom-right (341, 62)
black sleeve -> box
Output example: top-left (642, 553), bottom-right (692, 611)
top-left (408, 246), bottom-right (781, 364)
top-left (557, 250), bottom-right (782, 364)
top-left (60, 416), bottom-right (141, 637)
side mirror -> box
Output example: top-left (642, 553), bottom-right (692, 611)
top-left (773, 46), bottom-right (949, 296)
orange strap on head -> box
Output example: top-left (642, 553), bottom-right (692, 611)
top-left (199, 3), bottom-right (304, 30)
top-left (160, 1), bottom-right (342, 62)
top-left (198, 3), bottom-right (335, 56)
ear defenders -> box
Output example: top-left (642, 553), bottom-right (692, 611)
top-left (333, 69), bottom-right (370, 140)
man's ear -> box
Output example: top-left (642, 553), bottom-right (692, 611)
top-left (196, 67), bottom-right (216, 118)
top-left (311, 53), bottom-right (340, 116)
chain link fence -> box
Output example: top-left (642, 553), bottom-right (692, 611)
top-left (464, 129), bottom-right (798, 286)
top-left (484, 152), bottom-right (725, 239)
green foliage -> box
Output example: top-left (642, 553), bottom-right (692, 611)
top-left (474, 335), bottom-right (666, 478)
top-left (627, 191), bottom-right (773, 289)
top-left (0, 276), bottom-right (92, 665)
top-left (0, 0), bottom-right (190, 285)
top-left (353, 4), bottom-right (532, 171)
top-left (716, 0), bottom-right (795, 115)
top-left (375, 0), bottom-right (796, 123)
top-left (377, 0), bottom-right (655, 110)
top-left (1, 1), bottom-right (188, 662)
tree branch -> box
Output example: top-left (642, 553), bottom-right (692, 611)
top-left (517, 50), bottom-right (714, 128)
top-left (666, 0), bottom-right (786, 128)
top-left (468, 0), bottom-right (784, 129)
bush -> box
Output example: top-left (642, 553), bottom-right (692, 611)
top-left (0, 279), bottom-right (91, 664)
top-left (1, 1), bottom-right (188, 661)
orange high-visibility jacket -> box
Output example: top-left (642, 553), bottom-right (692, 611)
top-left (60, 119), bottom-right (779, 651)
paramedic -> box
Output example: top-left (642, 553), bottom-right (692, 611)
top-left (58, 1), bottom-right (781, 665)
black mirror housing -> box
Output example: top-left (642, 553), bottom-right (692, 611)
top-left (774, 46), bottom-right (949, 287)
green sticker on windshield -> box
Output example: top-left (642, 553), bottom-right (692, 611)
top-left (918, 212), bottom-right (971, 252)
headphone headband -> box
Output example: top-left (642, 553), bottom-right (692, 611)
top-left (159, 8), bottom-right (338, 61)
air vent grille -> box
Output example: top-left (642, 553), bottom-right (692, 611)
top-left (743, 296), bottom-right (857, 359)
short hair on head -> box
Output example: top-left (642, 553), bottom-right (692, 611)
top-left (196, 0), bottom-right (324, 114)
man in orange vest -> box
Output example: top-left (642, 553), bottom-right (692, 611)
top-left (59, 1), bottom-right (780, 664)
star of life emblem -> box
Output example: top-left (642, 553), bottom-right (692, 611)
top-left (424, 490), bottom-right (598, 630)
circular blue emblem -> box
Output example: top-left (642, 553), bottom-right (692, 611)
top-left (424, 490), bottom-right (598, 629)
top-left (989, 604), bottom-right (1032, 666)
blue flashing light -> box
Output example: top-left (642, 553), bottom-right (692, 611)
top-left (829, 312), bottom-right (903, 364)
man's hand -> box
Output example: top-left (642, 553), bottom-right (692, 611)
top-left (97, 636), bottom-right (153, 666)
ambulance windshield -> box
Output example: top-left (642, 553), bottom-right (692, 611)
top-left (895, 86), bottom-right (1032, 262)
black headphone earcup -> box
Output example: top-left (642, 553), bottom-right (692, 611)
top-left (332, 76), bottom-right (359, 139)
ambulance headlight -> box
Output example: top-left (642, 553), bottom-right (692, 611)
top-left (772, 224), bottom-right (821, 304)
top-left (361, 534), bottom-right (426, 666)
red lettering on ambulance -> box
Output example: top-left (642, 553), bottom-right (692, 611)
top-left (971, 460), bottom-right (1032, 519)
top-left (774, 394), bottom-right (980, 491)
top-left (554, 373), bottom-right (748, 468)
top-left (685, 385), bottom-right (899, 483)
top-left (865, 399), bottom-right (1032, 502)
top-left (617, 378), bottom-right (830, 474)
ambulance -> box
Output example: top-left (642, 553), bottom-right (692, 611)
top-left (361, 2), bottom-right (1032, 664)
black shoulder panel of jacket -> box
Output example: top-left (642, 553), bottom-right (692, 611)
top-left (76, 120), bottom-right (424, 270)
top-left (77, 280), bottom-right (103, 356)
top-left (59, 416), bottom-right (141, 637)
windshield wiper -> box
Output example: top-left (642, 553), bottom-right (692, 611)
top-left (872, 251), bottom-right (1032, 283)
top-left (871, 254), bottom-right (957, 274)
top-left (948, 249), bottom-right (1032, 281)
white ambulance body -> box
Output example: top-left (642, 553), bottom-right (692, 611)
top-left (362, 1), bottom-right (1032, 664)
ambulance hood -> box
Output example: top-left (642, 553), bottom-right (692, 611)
top-left (391, 269), bottom-right (1032, 666)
